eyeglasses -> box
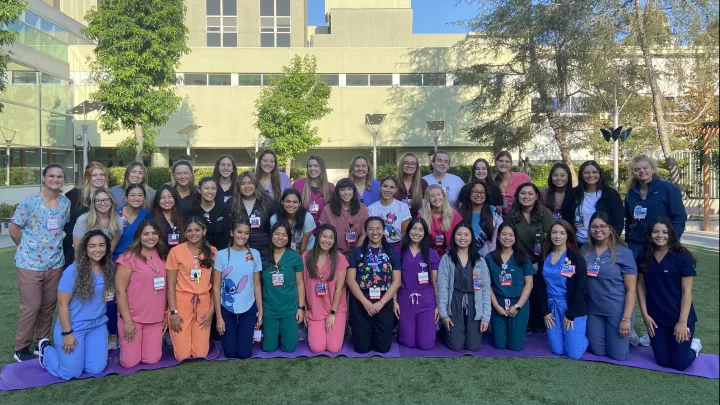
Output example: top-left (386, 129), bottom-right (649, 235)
top-left (590, 224), bottom-right (609, 231)
top-left (95, 198), bottom-right (111, 205)
top-left (471, 190), bottom-right (486, 196)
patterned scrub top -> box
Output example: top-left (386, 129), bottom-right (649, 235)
top-left (12, 193), bottom-right (71, 270)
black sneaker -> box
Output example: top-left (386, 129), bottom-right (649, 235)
top-left (13, 347), bottom-right (34, 362)
top-left (38, 338), bottom-right (50, 369)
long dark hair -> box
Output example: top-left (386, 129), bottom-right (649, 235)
top-left (470, 158), bottom-right (497, 187)
top-left (638, 217), bottom-right (696, 274)
top-left (459, 180), bottom-right (495, 241)
top-left (184, 216), bottom-right (214, 268)
top-left (305, 224), bottom-right (340, 281)
top-left (277, 188), bottom-right (307, 240)
top-left (540, 219), bottom-right (579, 258)
top-left (447, 222), bottom-right (481, 269)
top-left (330, 178), bottom-right (361, 216)
top-left (152, 184), bottom-right (185, 242)
top-left (73, 230), bottom-right (115, 300)
top-left (578, 160), bottom-right (606, 193)
top-left (510, 182), bottom-right (545, 225)
top-left (269, 221), bottom-right (292, 266)
top-left (400, 217), bottom-right (431, 267)
top-left (491, 222), bottom-right (528, 267)
top-left (191, 176), bottom-right (218, 213)
top-left (361, 216), bottom-right (394, 256)
top-left (544, 162), bottom-right (572, 212)
top-left (124, 219), bottom-right (169, 261)
top-left (228, 218), bottom-right (251, 250)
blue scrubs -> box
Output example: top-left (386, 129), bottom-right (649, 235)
top-left (41, 264), bottom-right (108, 380)
top-left (642, 250), bottom-right (698, 371)
top-left (355, 179), bottom-right (382, 207)
top-left (584, 245), bottom-right (637, 361)
top-left (542, 252), bottom-right (588, 360)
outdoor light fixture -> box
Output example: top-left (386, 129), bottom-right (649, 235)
top-left (0, 126), bottom-right (18, 186)
top-left (68, 100), bottom-right (107, 170)
top-left (365, 113), bottom-right (387, 178)
top-left (426, 120), bottom-right (445, 153)
top-left (592, 81), bottom-right (636, 189)
top-left (178, 125), bottom-right (202, 160)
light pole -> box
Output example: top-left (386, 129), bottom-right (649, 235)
top-left (593, 81), bottom-right (636, 189)
top-left (426, 121), bottom-right (445, 153)
top-left (69, 100), bottom-right (107, 170)
top-left (365, 114), bottom-right (387, 179)
top-left (0, 126), bottom-right (17, 186)
top-left (178, 125), bottom-right (202, 160)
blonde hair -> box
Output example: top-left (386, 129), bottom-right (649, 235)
top-left (86, 187), bottom-right (122, 239)
top-left (122, 161), bottom-right (149, 189)
top-left (349, 154), bottom-right (372, 190)
top-left (420, 184), bottom-right (454, 232)
top-left (171, 160), bottom-right (196, 194)
top-left (302, 155), bottom-right (331, 207)
top-left (627, 154), bottom-right (659, 191)
top-left (396, 152), bottom-right (423, 210)
top-left (78, 162), bottom-right (107, 210)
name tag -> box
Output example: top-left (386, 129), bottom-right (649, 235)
top-left (346, 231), bottom-right (356, 243)
top-left (445, 186), bottom-right (451, 196)
top-left (290, 241), bottom-right (298, 251)
top-left (168, 233), bottom-right (180, 246)
top-left (560, 264), bottom-right (575, 278)
top-left (418, 271), bottom-right (429, 284)
top-left (633, 206), bottom-right (647, 220)
top-left (503, 199), bottom-right (508, 208)
top-left (153, 277), bottom-right (165, 290)
top-left (272, 273), bottom-right (284, 286)
top-left (369, 287), bottom-right (381, 300)
top-left (190, 269), bottom-right (202, 282)
top-left (309, 203), bottom-right (319, 213)
top-left (533, 242), bottom-right (541, 256)
top-left (499, 272), bottom-right (512, 286)
top-left (253, 328), bottom-right (262, 343)
top-left (250, 215), bottom-right (261, 228)
top-left (435, 234), bottom-right (445, 247)
top-left (575, 214), bottom-right (584, 229)
top-left (46, 218), bottom-right (59, 231)
top-left (473, 270), bottom-right (482, 291)
top-left (402, 198), bottom-right (411, 206)
top-left (553, 212), bottom-right (561, 220)
top-left (316, 282), bottom-right (327, 296)
top-left (104, 291), bottom-right (115, 302)
top-left (587, 264), bottom-right (600, 277)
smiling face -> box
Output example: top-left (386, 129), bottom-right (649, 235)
top-left (498, 226), bottom-right (516, 249)
top-left (518, 185), bottom-right (537, 207)
top-left (159, 189), bottom-right (175, 211)
top-left (232, 224), bottom-right (250, 248)
top-left (218, 158), bottom-right (234, 179)
top-left (433, 153), bottom-right (450, 175)
top-left (409, 221), bottom-right (425, 244)
top-left (550, 224), bottom-right (568, 248)
top-left (90, 169), bottom-right (106, 188)
top-left (307, 159), bottom-right (321, 179)
top-left (428, 188), bottom-right (445, 209)
top-left (352, 158), bottom-right (369, 179)
top-left (282, 193), bottom-right (301, 215)
top-left (239, 176), bottom-right (255, 198)
top-left (260, 153), bottom-right (276, 174)
top-left (552, 168), bottom-right (568, 188)
top-left (140, 225), bottom-right (159, 250)
top-left (173, 165), bottom-right (192, 187)
top-left (495, 155), bottom-right (512, 173)
top-left (200, 181), bottom-right (217, 202)
top-left (402, 155), bottom-right (418, 176)
top-left (318, 229), bottom-right (335, 252)
top-left (454, 226), bottom-right (472, 248)
top-left (338, 186), bottom-right (354, 203)
top-left (632, 159), bottom-right (654, 183)
top-left (128, 165), bottom-right (145, 184)
top-left (582, 165), bottom-right (601, 187)
top-left (271, 226), bottom-right (289, 248)
top-left (93, 191), bottom-right (112, 214)
top-left (126, 188), bottom-right (145, 209)
top-left (86, 235), bottom-right (107, 263)
top-left (380, 179), bottom-right (397, 200)
top-left (366, 220), bottom-right (384, 244)
top-left (470, 183), bottom-right (487, 206)
top-left (42, 167), bottom-right (65, 191)
top-left (185, 222), bottom-right (206, 244)
top-left (474, 161), bottom-right (489, 180)
top-left (590, 218), bottom-right (610, 242)
top-left (651, 223), bottom-right (669, 247)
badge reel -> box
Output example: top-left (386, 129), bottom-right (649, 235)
top-left (575, 214), bottom-right (584, 229)
top-left (533, 233), bottom-right (541, 256)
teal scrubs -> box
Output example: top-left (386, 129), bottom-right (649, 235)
top-left (261, 249), bottom-right (303, 352)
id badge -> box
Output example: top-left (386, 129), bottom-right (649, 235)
top-left (503, 199), bottom-right (508, 208)
top-left (153, 277), bottom-right (165, 291)
top-left (190, 269), bottom-right (202, 281)
top-left (402, 198), bottom-right (411, 206)
top-left (168, 233), bottom-right (180, 246)
top-left (417, 271), bottom-right (429, 285)
top-left (553, 211), bottom-right (561, 220)
top-left (560, 264), bottom-right (575, 278)
top-left (499, 272), bottom-right (512, 286)
top-left (46, 218), bottom-right (59, 231)
top-left (473, 271), bottom-right (482, 291)
top-left (290, 241), bottom-right (298, 251)
top-left (346, 231), bottom-right (357, 243)
top-left (435, 234), bottom-right (445, 247)
top-left (369, 287), bottom-right (381, 300)
top-left (250, 215), bottom-right (261, 229)
top-left (104, 291), bottom-right (115, 302)
top-left (253, 328), bottom-right (262, 343)
top-left (272, 272), bottom-right (284, 286)
top-left (633, 206), bottom-right (647, 220)
top-left (533, 242), bottom-right (541, 256)
top-left (309, 203), bottom-right (319, 213)
top-left (575, 215), bottom-right (584, 229)
top-left (316, 282), bottom-right (327, 296)
top-left (587, 264), bottom-right (600, 277)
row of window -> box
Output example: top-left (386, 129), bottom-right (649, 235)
top-left (206, 0), bottom-right (291, 48)
top-left (179, 73), bottom-right (460, 87)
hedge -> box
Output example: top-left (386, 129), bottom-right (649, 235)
top-left (0, 203), bottom-right (18, 219)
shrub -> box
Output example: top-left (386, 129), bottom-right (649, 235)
top-left (0, 203), bottom-right (18, 219)
top-left (290, 168), bottom-right (307, 181)
top-left (9, 167), bottom-right (39, 185)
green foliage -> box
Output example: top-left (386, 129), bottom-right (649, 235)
top-left (83, 0), bottom-right (190, 161)
top-left (0, 0), bottom-right (26, 114)
top-left (116, 136), bottom-right (158, 159)
top-left (106, 167), bottom-right (254, 190)
top-left (289, 167), bottom-right (307, 181)
top-left (0, 202), bottom-right (18, 218)
top-left (254, 55), bottom-right (332, 167)
top-left (9, 167), bottom-right (38, 185)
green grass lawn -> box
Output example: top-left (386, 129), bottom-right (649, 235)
top-left (0, 247), bottom-right (718, 405)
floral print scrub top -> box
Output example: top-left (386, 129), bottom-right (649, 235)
top-left (12, 193), bottom-right (71, 270)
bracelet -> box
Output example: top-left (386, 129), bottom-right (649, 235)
top-left (61, 329), bottom-right (73, 336)
top-left (621, 318), bottom-right (630, 322)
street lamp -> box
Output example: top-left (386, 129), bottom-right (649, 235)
top-left (426, 121), bottom-right (445, 153)
top-left (178, 125), bottom-right (202, 160)
top-left (69, 100), bottom-right (107, 170)
top-left (592, 81), bottom-right (636, 189)
top-left (0, 126), bottom-right (18, 186)
top-left (365, 113), bottom-right (387, 179)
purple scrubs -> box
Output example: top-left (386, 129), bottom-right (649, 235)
top-left (265, 172), bottom-right (291, 199)
top-left (398, 248), bottom-right (441, 350)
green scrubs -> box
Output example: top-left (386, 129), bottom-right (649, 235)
top-left (262, 249), bottom-right (304, 352)
top-left (486, 255), bottom-right (536, 351)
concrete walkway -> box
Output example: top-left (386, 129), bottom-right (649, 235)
top-left (0, 234), bottom-right (15, 249)
top-left (681, 231), bottom-right (720, 251)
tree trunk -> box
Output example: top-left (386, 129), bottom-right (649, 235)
top-left (134, 122), bottom-right (144, 163)
top-left (633, 0), bottom-right (684, 190)
top-left (549, 120), bottom-right (577, 186)
top-left (286, 158), bottom-right (291, 177)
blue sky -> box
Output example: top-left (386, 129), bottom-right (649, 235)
top-left (307, 0), bottom-right (478, 33)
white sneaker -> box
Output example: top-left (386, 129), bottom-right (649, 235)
top-left (639, 331), bottom-right (651, 347)
top-left (37, 338), bottom-right (50, 369)
top-left (630, 329), bottom-right (640, 346)
top-left (691, 338), bottom-right (702, 357)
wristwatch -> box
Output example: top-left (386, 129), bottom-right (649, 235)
top-left (61, 329), bottom-right (73, 336)
top-left (330, 309), bottom-right (337, 315)
top-left (170, 309), bottom-right (179, 316)
top-left (514, 304), bottom-right (522, 311)
top-left (298, 305), bottom-right (306, 311)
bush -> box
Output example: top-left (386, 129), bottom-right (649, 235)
top-left (9, 167), bottom-right (39, 186)
top-left (290, 168), bottom-right (307, 181)
top-left (107, 167), bottom-right (262, 189)
top-left (0, 203), bottom-right (18, 219)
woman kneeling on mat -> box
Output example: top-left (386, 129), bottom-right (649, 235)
top-left (487, 223), bottom-right (535, 351)
top-left (637, 218), bottom-right (702, 370)
top-left (115, 220), bottom-right (168, 368)
top-left (536, 220), bottom-right (588, 360)
top-left (166, 218), bottom-right (217, 361)
top-left (438, 222), bottom-right (491, 352)
top-left (39, 231), bottom-right (115, 380)
top-left (262, 221), bottom-right (306, 352)
top-left (347, 217), bottom-right (402, 353)
top-left (303, 224), bottom-right (349, 353)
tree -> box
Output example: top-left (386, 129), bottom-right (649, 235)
top-left (454, 0), bottom-right (622, 178)
top-left (254, 55), bottom-right (332, 173)
top-left (0, 0), bottom-right (26, 114)
top-left (83, 0), bottom-right (190, 162)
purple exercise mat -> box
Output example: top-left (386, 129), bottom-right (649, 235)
top-left (1, 334), bottom-right (717, 391)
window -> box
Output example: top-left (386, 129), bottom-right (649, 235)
top-left (12, 72), bottom-right (38, 84)
top-left (346, 74), bottom-right (369, 86)
top-left (207, 0), bottom-right (237, 47)
top-left (260, 0), bottom-right (291, 47)
top-left (369, 74), bottom-right (392, 86)
top-left (423, 73), bottom-right (446, 86)
top-left (208, 74), bottom-right (232, 86)
top-left (399, 74), bottom-right (422, 86)
top-left (238, 74), bottom-right (262, 86)
top-left (261, 74), bottom-right (282, 84)
top-left (320, 74), bottom-right (339, 86)
top-left (184, 74), bottom-right (208, 86)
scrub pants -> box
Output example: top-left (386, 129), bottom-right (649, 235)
top-left (491, 296), bottom-right (529, 351)
top-left (42, 322), bottom-right (108, 381)
top-left (169, 291), bottom-right (212, 361)
top-left (118, 317), bottom-right (163, 368)
top-left (262, 314), bottom-right (298, 352)
top-left (397, 289), bottom-right (437, 350)
top-left (587, 312), bottom-right (633, 361)
top-left (444, 291), bottom-right (482, 352)
top-left (528, 274), bottom-right (546, 332)
top-left (349, 293), bottom-right (394, 353)
top-left (545, 297), bottom-right (588, 360)
top-left (307, 311), bottom-right (347, 353)
top-left (106, 299), bottom-right (118, 336)
top-left (628, 242), bottom-right (643, 260)
top-left (220, 304), bottom-right (258, 359)
top-left (650, 323), bottom-right (697, 371)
